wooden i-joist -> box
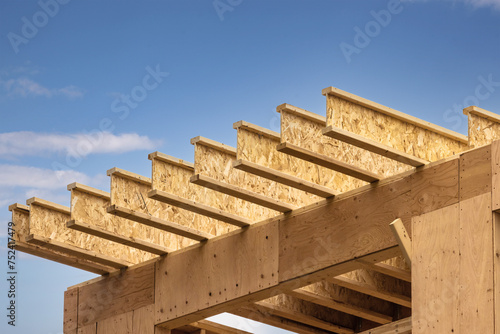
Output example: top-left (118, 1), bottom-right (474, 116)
top-left (8, 86), bottom-right (500, 334)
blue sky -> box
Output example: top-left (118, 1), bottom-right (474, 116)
top-left (0, 0), bottom-right (499, 333)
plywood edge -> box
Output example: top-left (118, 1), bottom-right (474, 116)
top-left (106, 167), bottom-right (152, 185)
top-left (232, 120), bottom-right (280, 140)
top-left (357, 317), bottom-right (411, 334)
top-left (464, 105), bottom-right (500, 123)
top-left (322, 86), bottom-right (468, 144)
top-left (26, 197), bottom-right (70, 214)
top-left (276, 103), bottom-right (326, 125)
top-left (148, 151), bottom-right (195, 170)
top-left (67, 182), bottom-right (110, 199)
top-left (8, 203), bottom-right (29, 212)
top-left (190, 136), bottom-right (237, 156)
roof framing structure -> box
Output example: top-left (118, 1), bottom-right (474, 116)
top-left (8, 86), bottom-right (500, 333)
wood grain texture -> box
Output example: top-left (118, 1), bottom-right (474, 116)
top-left (493, 141), bottom-right (500, 211)
top-left (155, 221), bottom-right (279, 327)
top-left (412, 203), bottom-right (460, 334)
top-left (133, 305), bottom-right (154, 334)
top-left (64, 288), bottom-right (78, 334)
top-left (77, 324), bottom-right (96, 334)
top-left (357, 317), bottom-right (411, 334)
top-left (78, 262), bottom-right (155, 327)
top-left (96, 311), bottom-right (133, 334)
top-left (459, 145), bottom-right (491, 201)
top-left (459, 193), bottom-right (494, 332)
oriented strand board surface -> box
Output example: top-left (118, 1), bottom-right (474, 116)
top-left (72, 189), bottom-right (155, 262)
top-left (468, 113), bottom-right (500, 148)
top-left (237, 127), bottom-right (341, 190)
top-left (195, 142), bottom-right (318, 208)
top-left (29, 203), bottom-right (140, 264)
top-left (327, 94), bottom-right (469, 161)
top-left (11, 208), bottom-right (29, 242)
top-left (110, 173), bottom-right (199, 249)
top-left (151, 157), bottom-right (247, 232)
top-left (281, 111), bottom-right (411, 192)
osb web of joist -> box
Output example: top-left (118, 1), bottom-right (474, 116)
top-left (10, 86), bottom-right (500, 334)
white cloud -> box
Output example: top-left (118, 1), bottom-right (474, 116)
top-left (1, 78), bottom-right (84, 99)
top-left (0, 131), bottom-right (161, 158)
top-left (0, 164), bottom-right (91, 189)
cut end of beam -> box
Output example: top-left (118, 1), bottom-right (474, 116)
top-left (26, 197), bottom-right (70, 214)
top-left (233, 120), bottom-right (281, 140)
top-left (276, 103), bottom-right (326, 124)
top-left (8, 203), bottom-right (29, 212)
top-left (106, 167), bottom-right (152, 185)
top-left (463, 105), bottom-right (500, 123)
top-left (148, 151), bottom-right (194, 170)
top-left (190, 136), bottom-right (237, 156)
top-left (67, 182), bottom-right (110, 199)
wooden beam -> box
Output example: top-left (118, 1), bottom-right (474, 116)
top-left (108, 205), bottom-right (213, 241)
top-left (190, 136), bottom-right (237, 156)
top-left (323, 125), bottom-right (428, 167)
top-left (276, 103), bottom-right (326, 124)
top-left (190, 174), bottom-right (296, 212)
top-left (233, 159), bottom-right (338, 198)
top-left (148, 189), bottom-right (251, 227)
top-left (389, 218), bottom-right (412, 265)
top-left (67, 220), bottom-right (172, 255)
top-left (286, 288), bottom-right (393, 325)
top-left (190, 320), bottom-right (253, 334)
top-left (277, 142), bottom-right (381, 183)
top-left (356, 260), bottom-right (411, 283)
top-left (230, 307), bottom-right (332, 334)
top-left (322, 86), bottom-right (468, 144)
top-left (253, 301), bottom-right (355, 334)
top-left (233, 120), bottom-right (280, 140)
top-left (9, 240), bottom-right (112, 275)
top-left (25, 234), bottom-right (131, 269)
top-left (327, 276), bottom-right (411, 308)
top-left (358, 317), bottom-right (411, 334)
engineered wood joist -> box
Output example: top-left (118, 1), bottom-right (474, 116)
top-left (286, 288), bottom-right (393, 324)
top-left (356, 260), bottom-right (411, 283)
top-left (190, 174), bottom-right (296, 212)
top-left (187, 320), bottom-right (253, 334)
top-left (108, 205), bottom-right (212, 241)
top-left (192, 135), bottom-right (311, 210)
top-left (327, 276), bottom-right (411, 308)
top-left (28, 196), bottom-right (143, 265)
top-left (323, 86), bottom-right (469, 144)
top-left (67, 220), bottom-right (172, 255)
top-left (233, 159), bottom-right (338, 198)
top-left (234, 120), bottom-right (341, 195)
top-left (277, 142), bottom-right (382, 183)
top-left (252, 301), bottom-right (355, 334)
top-left (148, 189), bottom-right (251, 227)
top-left (149, 152), bottom-right (252, 233)
top-left (323, 125), bottom-right (428, 167)
top-left (25, 234), bottom-right (131, 269)
top-left (464, 106), bottom-right (500, 147)
top-left (357, 317), bottom-right (411, 334)
top-left (323, 87), bottom-right (469, 164)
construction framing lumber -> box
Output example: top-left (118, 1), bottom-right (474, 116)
top-left (190, 174), bottom-right (296, 212)
top-left (148, 189), bottom-right (251, 227)
top-left (327, 276), bottom-right (411, 308)
top-left (252, 301), bottom-right (355, 334)
top-left (232, 159), bottom-right (338, 198)
top-left (286, 288), bottom-right (393, 324)
top-left (108, 205), bottom-right (212, 241)
top-left (358, 317), bottom-right (411, 334)
top-left (25, 234), bottom-right (131, 269)
top-left (277, 142), bottom-right (381, 182)
top-left (322, 86), bottom-right (468, 144)
top-left (357, 260), bottom-right (411, 283)
top-left (67, 220), bottom-right (172, 255)
top-left (323, 125), bottom-right (428, 167)
top-left (389, 218), bottom-right (412, 266)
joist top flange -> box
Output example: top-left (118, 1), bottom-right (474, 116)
top-left (190, 136), bottom-right (237, 156)
top-left (276, 103), bottom-right (326, 124)
top-left (148, 151), bottom-right (195, 170)
top-left (26, 197), bottom-right (70, 214)
top-left (463, 105), bottom-right (500, 123)
top-left (106, 167), bottom-right (152, 185)
top-left (233, 120), bottom-right (281, 140)
top-left (67, 182), bottom-right (110, 199)
top-left (8, 203), bottom-right (29, 212)
top-left (322, 86), bottom-right (469, 144)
